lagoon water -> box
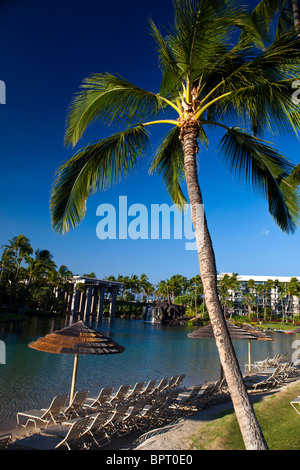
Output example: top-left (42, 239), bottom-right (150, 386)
top-left (0, 315), bottom-right (297, 429)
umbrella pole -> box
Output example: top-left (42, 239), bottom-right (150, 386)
top-left (70, 353), bottom-right (79, 404)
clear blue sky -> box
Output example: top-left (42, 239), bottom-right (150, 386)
top-left (0, 0), bottom-right (299, 284)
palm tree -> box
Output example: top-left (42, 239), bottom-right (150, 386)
top-left (281, 277), bottom-right (300, 322)
top-left (259, 279), bottom-right (275, 322)
top-left (139, 273), bottom-right (149, 295)
top-left (156, 280), bottom-right (168, 300)
top-left (189, 274), bottom-right (203, 318)
top-left (58, 264), bottom-right (73, 281)
top-left (49, 1), bottom-right (300, 449)
top-left (218, 273), bottom-right (240, 317)
top-left (3, 234), bottom-right (33, 281)
top-left (243, 292), bottom-right (256, 320)
top-left (0, 248), bottom-right (14, 283)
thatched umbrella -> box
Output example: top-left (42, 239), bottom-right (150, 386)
top-left (188, 321), bottom-right (259, 375)
top-left (239, 323), bottom-right (274, 341)
top-left (29, 320), bottom-right (125, 403)
top-left (237, 324), bottom-right (273, 371)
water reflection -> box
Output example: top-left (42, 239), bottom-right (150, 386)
top-left (0, 316), bottom-right (297, 429)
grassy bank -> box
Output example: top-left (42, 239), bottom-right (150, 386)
top-left (190, 380), bottom-right (300, 450)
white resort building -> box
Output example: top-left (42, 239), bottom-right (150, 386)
top-left (219, 273), bottom-right (300, 318)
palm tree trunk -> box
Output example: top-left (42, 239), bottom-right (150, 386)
top-left (180, 123), bottom-right (268, 450)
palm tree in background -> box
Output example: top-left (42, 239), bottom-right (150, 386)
top-left (218, 273), bottom-right (240, 316)
top-left (3, 234), bottom-right (33, 281)
top-left (188, 274), bottom-right (203, 317)
top-left (50, 0), bottom-right (300, 449)
top-left (0, 248), bottom-right (14, 283)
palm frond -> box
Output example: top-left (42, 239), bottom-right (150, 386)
top-left (51, 125), bottom-right (150, 234)
top-left (218, 127), bottom-right (300, 233)
top-left (164, 0), bottom-right (265, 92)
top-left (220, 80), bottom-right (300, 137)
top-left (65, 73), bottom-right (164, 147)
top-left (289, 162), bottom-right (300, 184)
top-left (199, 29), bottom-right (300, 136)
top-left (148, 19), bottom-right (183, 98)
top-left (252, 0), bottom-right (295, 39)
top-left (149, 126), bottom-right (187, 208)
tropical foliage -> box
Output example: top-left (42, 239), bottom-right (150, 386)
top-left (1, 234), bottom-right (299, 324)
top-left (0, 234), bottom-right (74, 315)
top-left (47, 0), bottom-right (300, 449)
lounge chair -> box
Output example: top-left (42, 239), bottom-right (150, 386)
top-left (166, 374), bottom-right (185, 390)
top-left (0, 434), bottom-right (12, 450)
top-left (16, 417), bottom-right (91, 450)
top-left (134, 393), bottom-right (169, 430)
top-left (248, 365), bottom-right (283, 390)
top-left (124, 381), bottom-right (146, 402)
top-left (48, 409), bottom-right (116, 448)
top-left (62, 390), bottom-right (89, 418)
top-left (105, 384), bottom-right (131, 408)
top-left (174, 374), bottom-right (186, 388)
top-left (108, 403), bottom-right (132, 436)
top-left (139, 379), bottom-right (158, 397)
top-left (290, 396), bottom-right (300, 415)
top-left (84, 387), bottom-right (114, 410)
top-left (174, 384), bottom-right (203, 408)
top-left (156, 389), bottom-right (181, 423)
top-left (115, 399), bottom-right (149, 434)
top-left (17, 394), bottom-right (69, 429)
top-left (83, 410), bottom-right (116, 447)
top-left (166, 375), bottom-right (179, 389)
top-left (153, 378), bottom-right (169, 395)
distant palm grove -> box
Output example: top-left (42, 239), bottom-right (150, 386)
top-left (0, 233), bottom-right (299, 324)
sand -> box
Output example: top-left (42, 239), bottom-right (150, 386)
top-left (3, 378), bottom-right (300, 451)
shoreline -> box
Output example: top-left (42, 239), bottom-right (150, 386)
top-left (4, 377), bottom-right (300, 451)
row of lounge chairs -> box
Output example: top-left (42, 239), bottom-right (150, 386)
top-left (245, 353), bottom-right (289, 372)
top-left (16, 374), bottom-right (185, 429)
top-left (244, 361), bottom-right (300, 391)
top-left (10, 374), bottom-right (229, 450)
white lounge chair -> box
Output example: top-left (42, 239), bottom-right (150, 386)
top-left (62, 390), bottom-right (89, 418)
top-left (124, 381), bottom-right (146, 402)
top-left (16, 417), bottom-right (91, 450)
top-left (83, 410), bottom-right (116, 447)
top-left (49, 409), bottom-right (116, 448)
top-left (105, 384), bottom-right (131, 408)
top-left (174, 384), bottom-right (203, 407)
top-left (84, 387), bottom-right (114, 409)
top-left (153, 378), bottom-right (169, 394)
top-left (17, 394), bottom-right (69, 429)
top-left (139, 379), bottom-right (158, 397)
top-left (290, 396), bottom-right (300, 415)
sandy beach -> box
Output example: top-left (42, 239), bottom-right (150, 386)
top-left (3, 377), bottom-right (300, 451)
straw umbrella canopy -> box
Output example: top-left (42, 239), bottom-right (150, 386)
top-left (29, 320), bottom-right (125, 403)
top-left (188, 321), bottom-right (259, 375)
top-left (239, 323), bottom-right (274, 341)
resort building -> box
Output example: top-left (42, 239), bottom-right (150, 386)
top-left (219, 273), bottom-right (300, 318)
top-left (67, 276), bottom-right (123, 319)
